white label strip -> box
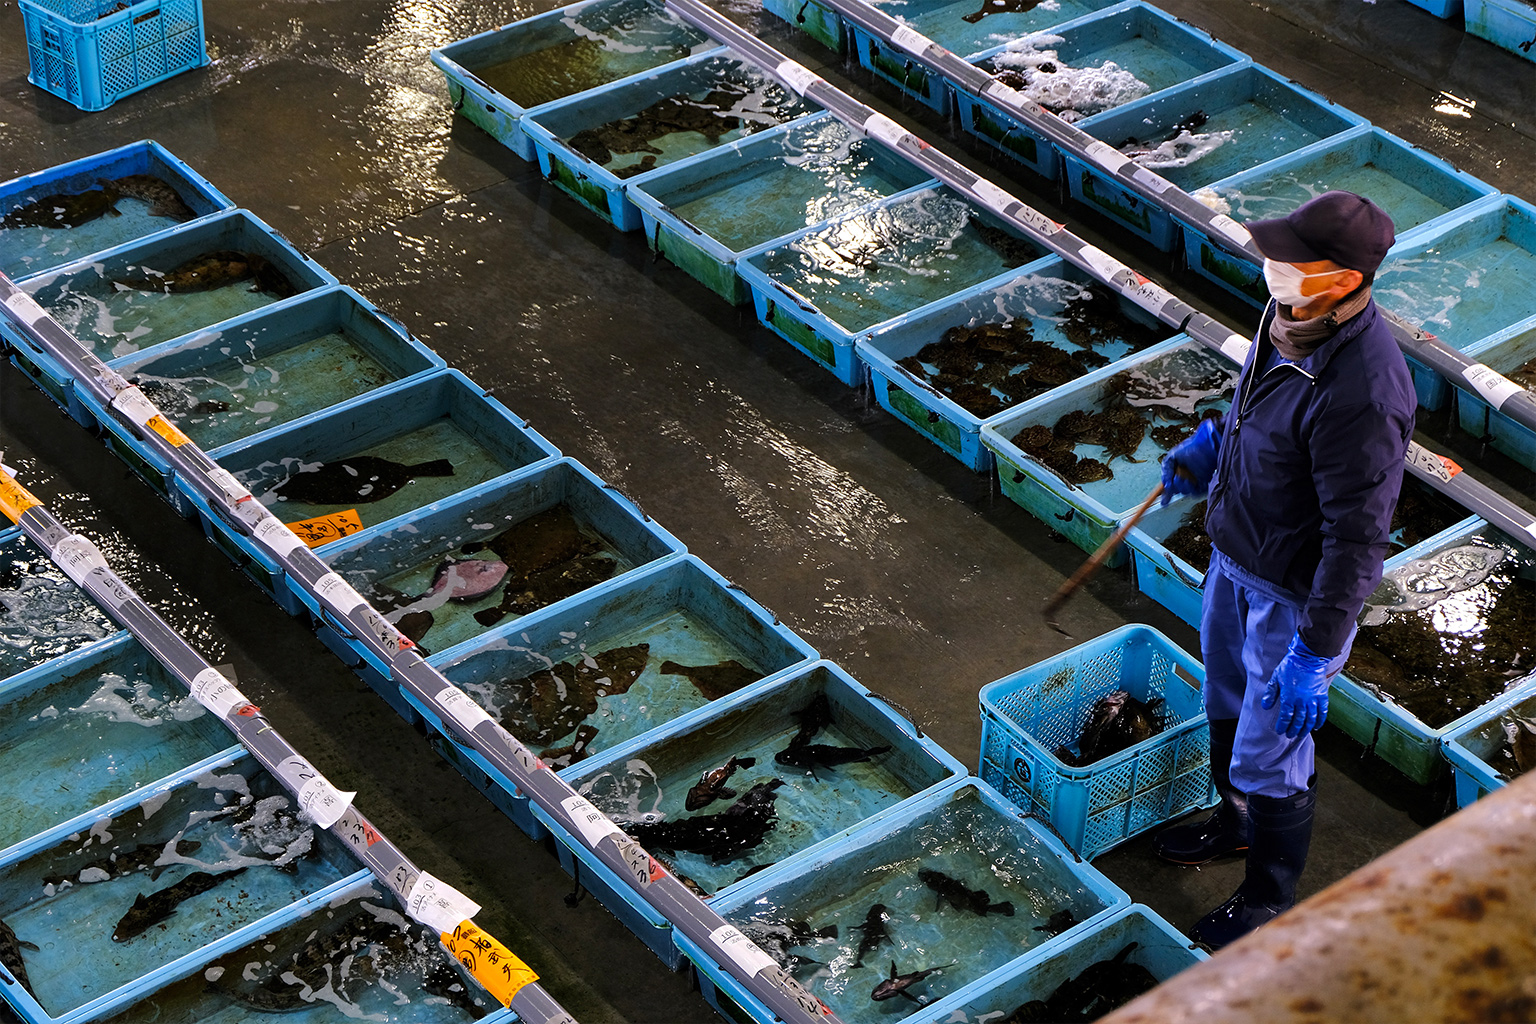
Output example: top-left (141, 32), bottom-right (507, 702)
top-left (438, 687), bottom-right (495, 735)
top-left (1220, 334), bottom-right (1253, 365)
top-left (1209, 214), bottom-right (1253, 246)
top-left (297, 774), bottom-right (356, 828)
top-left (862, 113), bottom-right (908, 148)
top-left (890, 23), bottom-right (932, 55)
top-left (54, 534), bottom-right (107, 586)
top-left (2, 290), bottom-right (49, 327)
top-left (1076, 244), bottom-right (1126, 284)
top-left (1405, 441), bottom-right (1454, 482)
top-left (709, 925), bottom-right (779, 978)
top-left (314, 572), bottom-right (368, 614)
top-left (252, 513), bottom-right (307, 556)
top-left (1084, 140), bottom-right (1133, 175)
top-left (1525, 522), bottom-right (1536, 549)
top-left (1463, 363), bottom-right (1527, 411)
top-left (560, 794), bottom-right (623, 847)
top-left (1, 463), bottom-right (15, 477)
top-left (980, 79), bottom-right (1026, 106)
top-left (1123, 278), bottom-right (1175, 315)
top-left (774, 59), bottom-right (821, 97)
top-left (613, 837), bottom-right (654, 889)
top-left (205, 466), bottom-right (252, 503)
top-left (90, 568), bottom-right (133, 610)
top-left (407, 872), bottom-right (481, 934)
top-left (967, 179), bottom-right (1021, 224)
top-left (110, 386), bottom-right (160, 427)
top-left (190, 667), bottom-right (247, 719)
top-left (1130, 166), bottom-right (1173, 193)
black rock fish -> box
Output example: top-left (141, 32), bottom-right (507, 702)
top-left (660, 659), bottom-right (760, 701)
top-left (1057, 691), bottom-right (1165, 768)
top-left (918, 867), bottom-right (1014, 917)
top-left (42, 838), bottom-right (201, 887)
top-left (1, 186), bottom-right (121, 229)
top-left (113, 250), bottom-right (296, 297)
top-left (686, 754), bottom-right (758, 810)
top-left (0, 915), bottom-right (38, 992)
top-left (961, 0), bottom-right (1042, 23)
top-left (629, 779), bottom-right (784, 862)
top-left (112, 867), bottom-right (248, 942)
top-left (274, 456), bottom-right (455, 506)
top-left (774, 741), bottom-right (891, 777)
top-left (217, 908), bottom-right (408, 1012)
top-left (99, 174), bottom-right (196, 222)
top-left (790, 692), bottom-right (834, 744)
top-left (871, 960), bottom-right (955, 1003)
top-left (751, 918), bottom-right (839, 969)
top-left (850, 903), bottom-right (892, 967)
top-left (1033, 908), bottom-right (1078, 937)
top-left (1008, 941), bottom-right (1157, 1022)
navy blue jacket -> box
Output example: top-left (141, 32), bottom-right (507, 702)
top-left (1205, 297), bottom-right (1417, 658)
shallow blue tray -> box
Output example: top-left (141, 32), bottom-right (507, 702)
top-left (1441, 676), bottom-right (1536, 810)
top-left (0, 526), bottom-right (121, 684)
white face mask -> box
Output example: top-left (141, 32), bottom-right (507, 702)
top-left (1262, 259), bottom-right (1340, 307)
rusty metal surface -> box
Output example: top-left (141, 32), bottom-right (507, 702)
top-left (1104, 771), bottom-right (1536, 1023)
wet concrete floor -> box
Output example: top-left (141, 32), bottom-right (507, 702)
top-left (1, 0), bottom-right (1534, 1019)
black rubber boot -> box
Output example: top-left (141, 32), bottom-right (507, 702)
top-left (1190, 782), bottom-right (1317, 950)
top-left (1152, 719), bottom-right (1249, 865)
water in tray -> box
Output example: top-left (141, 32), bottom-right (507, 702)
top-left (1216, 164), bottom-right (1453, 235)
top-left (983, 33), bottom-right (1198, 121)
top-left (0, 542), bottom-right (116, 680)
top-left (0, 765), bottom-right (351, 1017)
top-left (0, 657), bottom-right (228, 852)
top-left (889, 0), bottom-right (1105, 59)
top-left (1375, 238), bottom-right (1536, 348)
top-left (729, 791), bottom-right (1104, 1024)
top-left (663, 119), bottom-right (926, 252)
top-left (100, 884), bottom-right (495, 1022)
top-left (757, 187), bottom-right (1043, 333)
top-left (472, 0), bottom-right (708, 110)
top-left (1119, 100), bottom-right (1325, 191)
top-left (0, 197), bottom-right (188, 280)
top-left (132, 331), bottom-right (397, 451)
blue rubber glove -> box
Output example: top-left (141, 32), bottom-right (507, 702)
top-left (1159, 417), bottom-right (1221, 506)
top-left (1261, 634), bottom-right (1333, 738)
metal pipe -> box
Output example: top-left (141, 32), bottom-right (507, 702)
top-left (0, 271), bottom-right (837, 1024)
top-left (796, 0), bottom-right (1536, 436)
top-left (0, 465), bottom-right (571, 1024)
top-left (1102, 769), bottom-right (1536, 1024)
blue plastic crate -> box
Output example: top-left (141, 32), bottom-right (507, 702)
top-left (857, 253), bottom-right (1179, 471)
top-left (18, 0), bottom-right (206, 112)
top-left (688, 778), bottom-right (1129, 1024)
top-left (310, 457), bottom-right (688, 672)
top-left (0, 751), bottom-right (369, 1024)
top-left (521, 48), bottom-right (817, 231)
top-left (848, 21), bottom-right (955, 116)
top-left (1061, 63), bottom-right (1365, 250)
top-left (979, 624), bottom-right (1214, 860)
top-left (1181, 125), bottom-right (1500, 308)
top-left (1376, 194), bottom-right (1536, 411)
top-left (1, 140), bottom-right (233, 284)
top-left (958, 2), bottom-right (1249, 180)
top-left (1458, 323), bottom-right (1536, 470)
top-left (738, 184), bottom-right (1051, 385)
top-left (627, 112), bottom-right (935, 305)
top-left (1405, 0), bottom-right (1463, 16)
top-left (761, 0), bottom-right (845, 51)
top-left (1466, 0), bottom-right (1536, 62)
top-left (1442, 677), bottom-right (1536, 810)
top-left (0, 527), bottom-right (122, 683)
top-left (429, 0), bottom-right (714, 162)
top-left (979, 336), bottom-right (1237, 564)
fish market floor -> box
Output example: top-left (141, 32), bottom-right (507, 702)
top-left (2, 0), bottom-right (1534, 1020)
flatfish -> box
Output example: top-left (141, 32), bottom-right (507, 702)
top-left (659, 658), bottom-right (759, 700)
top-left (113, 249), bottom-right (297, 297)
top-left (499, 643), bottom-right (651, 745)
top-left (100, 174), bottom-right (196, 221)
top-left (2, 185), bottom-right (121, 229)
top-left (0, 916), bottom-right (38, 992)
top-left (274, 455), bottom-right (455, 506)
top-left (1362, 542), bottom-right (1508, 625)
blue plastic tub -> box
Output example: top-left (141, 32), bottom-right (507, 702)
top-left (866, 0), bottom-right (1125, 61)
top-left (760, 0), bottom-right (845, 51)
top-left (856, 254), bottom-right (1178, 471)
top-left (311, 458), bottom-right (688, 673)
top-left (430, 0), bottom-right (714, 162)
top-left (958, 2), bottom-right (1249, 180)
top-left (979, 337), bottom-right (1238, 563)
top-left (1181, 125), bottom-right (1500, 307)
top-left (1, 140), bottom-right (233, 284)
top-left (0, 752), bottom-right (369, 1024)
top-left (979, 624), bottom-right (1214, 860)
top-left (627, 113), bottom-right (936, 305)
top-left (0, 632), bottom-right (240, 861)
top-left (686, 778), bottom-right (1129, 1024)
top-left (0, 527), bottom-right (121, 683)
top-left (738, 184), bottom-right (1051, 385)
top-left (1405, 0), bottom-right (1463, 16)
top-left (1062, 63), bottom-right (1365, 250)
top-left (1441, 677), bottom-right (1536, 810)
top-left (521, 48), bottom-right (817, 231)
top-left (18, 0), bottom-right (207, 112)
top-left (1375, 194), bottom-right (1536, 411)
top-left (847, 21), bottom-right (955, 116)
top-left (1466, 0), bottom-right (1536, 62)
top-left (1458, 323), bottom-right (1536, 470)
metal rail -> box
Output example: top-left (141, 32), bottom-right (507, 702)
top-left (659, 0), bottom-right (1536, 551)
top-left (0, 464), bottom-right (572, 1024)
top-left (0, 271), bottom-right (837, 1024)
top-left (796, 0), bottom-right (1536, 437)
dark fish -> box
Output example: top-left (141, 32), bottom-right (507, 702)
top-left (498, 643), bottom-right (651, 746)
top-left (0, 916), bottom-right (38, 993)
top-left (660, 659), bottom-right (760, 700)
top-left (1008, 942), bottom-right (1156, 1022)
top-left (540, 723), bottom-right (600, 770)
top-left (871, 960), bottom-right (955, 1003)
top-left (423, 958), bottom-right (491, 1019)
top-left (112, 867), bottom-right (248, 942)
top-left (476, 553), bottom-right (616, 626)
top-left (99, 174), bottom-right (196, 221)
top-left (465, 505), bottom-right (609, 625)
top-left (790, 692), bottom-right (834, 744)
top-left (918, 867), bottom-right (1014, 917)
top-left (751, 918), bottom-right (840, 970)
top-left (1057, 691), bottom-right (1165, 768)
top-left (395, 610), bottom-right (435, 648)
top-left (686, 755), bottom-right (758, 810)
top-left (1033, 908), bottom-right (1077, 937)
top-left (274, 456), bottom-right (456, 506)
top-left (113, 250), bottom-right (296, 297)
top-left (774, 742), bottom-right (891, 776)
top-left (850, 903), bottom-right (892, 967)
top-left (216, 908), bottom-right (408, 1012)
top-left (1, 186), bottom-right (120, 229)
top-left (42, 838), bottom-right (201, 887)
top-left (191, 400), bottom-right (230, 414)
top-left (961, 0), bottom-right (1041, 23)
top-left (629, 779), bottom-right (784, 862)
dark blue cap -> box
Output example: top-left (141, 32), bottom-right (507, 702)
top-left (1247, 190), bottom-right (1396, 275)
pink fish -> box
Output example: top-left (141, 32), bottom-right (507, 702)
top-left (428, 556), bottom-right (508, 602)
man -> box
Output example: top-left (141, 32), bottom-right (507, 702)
top-left (1154, 191), bottom-right (1416, 949)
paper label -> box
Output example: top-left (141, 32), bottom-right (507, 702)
top-left (314, 572), bottom-right (368, 614)
top-left (442, 920), bottom-right (538, 1008)
top-left (332, 806), bottom-right (383, 851)
top-left (54, 534), bottom-right (107, 585)
top-left (438, 688), bottom-right (495, 736)
top-left (110, 386), bottom-right (160, 427)
top-left (1084, 140), bottom-right (1133, 175)
top-left (774, 59), bottom-right (821, 97)
top-left (980, 79), bottom-right (1026, 106)
top-left (191, 667), bottom-right (247, 718)
top-left (612, 837), bottom-right (655, 890)
top-left (87, 567), bottom-right (133, 609)
top-left (1122, 275), bottom-right (1175, 315)
top-left (275, 755), bottom-right (355, 828)
top-left (559, 794), bottom-right (623, 847)
top-left (205, 466), bottom-right (251, 503)
top-left (287, 509), bottom-right (364, 548)
top-left (1404, 441), bottom-right (1460, 482)
top-left (709, 925), bottom-right (779, 977)
top-left (1209, 214), bottom-right (1253, 246)
top-left (1076, 244), bottom-right (1126, 284)
top-left (1220, 334), bottom-right (1253, 365)
top-left (2, 290), bottom-right (48, 327)
top-left (252, 513), bottom-right (308, 556)
top-left (1463, 363), bottom-right (1527, 411)
top-left (1130, 166), bottom-right (1173, 193)
top-left (407, 871), bottom-right (481, 934)
top-left (890, 23), bottom-right (932, 55)
top-left (862, 113), bottom-right (908, 148)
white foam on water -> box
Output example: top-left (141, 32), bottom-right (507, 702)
top-left (0, 574), bottom-right (112, 653)
top-left (1120, 128), bottom-right (1234, 169)
top-left (77, 866), bottom-right (111, 883)
top-left (1192, 187), bottom-right (1232, 216)
top-left (578, 757), bottom-right (666, 825)
top-left (29, 705), bottom-right (60, 720)
top-left (990, 35), bottom-right (1149, 120)
top-left (70, 670), bottom-right (207, 728)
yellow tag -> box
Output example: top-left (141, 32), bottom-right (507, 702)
top-left (287, 509), bottom-right (364, 548)
top-left (441, 920), bottom-right (538, 1007)
top-left (147, 414), bottom-right (191, 447)
top-left (0, 474), bottom-right (42, 523)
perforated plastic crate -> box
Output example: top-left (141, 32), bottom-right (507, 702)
top-left (979, 624), bottom-right (1214, 860)
top-left (1442, 678), bottom-right (1536, 810)
top-left (19, 0), bottom-right (207, 112)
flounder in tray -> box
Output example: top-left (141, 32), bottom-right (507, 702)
top-left (99, 174), bottom-right (197, 222)
top-left (375, 556), bottom-right (509, 645)
top-left (0, 915), bottom-right (38, 993)
top-left (1, 185), bottom-right (121, 229)
top-left (659, 658), bottom-right (760, 700)
top-left (464, 505), bottom-right (616, 626)
top-left (566, 81), bottom-right (766, 177)
top-left (918, 867), bottom-right (1014, 917)
top-left (1057, 690), bottom-right (1165, 767)
top-left (112, 866), bottom-right (249, 942)
top-left (540, 722), bottom-right (601, 770)
top-left (629, 778), bottom-right (785, 862)
top-left (477, 554), bottom-right (617, 625)
top-left (113, 249), bottom-right (297, 297)
top-left (686, 754), bottom-right (759, 810)
top-left (1005, 941), bottom-right (1159, 1023)
top-left (216, 909), bottom-right (408, 1013)
top-left (498, 642), bottom-right (651, 746)
top-left (274, 455), bottom-right (456, 506)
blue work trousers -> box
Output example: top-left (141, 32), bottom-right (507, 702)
top-left (1200, 553), bottom-right (1354, 798)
